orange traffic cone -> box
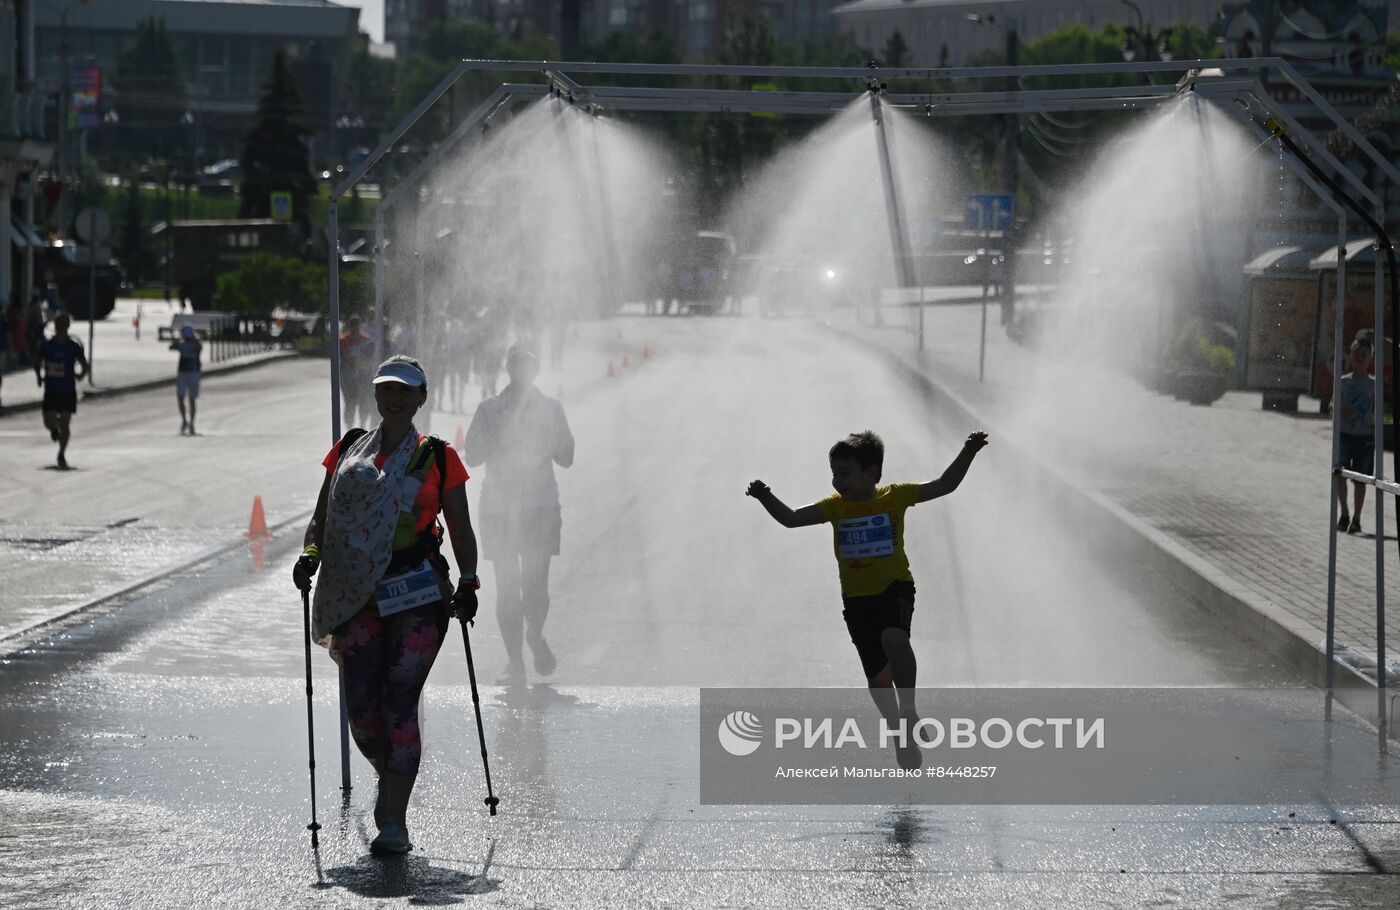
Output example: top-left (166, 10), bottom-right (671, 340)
top-left (454, 425), bottom-right (465, 450)
top-left (607, 361), bottom-right (616, 378)
top-left (246, 495), bottom-right (271, 540)
top-left (642, 346), bottom-right (652, 359)
top-left (622, 353), bottom-right (631, 368)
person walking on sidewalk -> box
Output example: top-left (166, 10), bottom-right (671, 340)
top-left (293, 354), bottom-right (481, 857)
top-left (746, 429), bottom-right (988, 771)
top-left (170, 324), bottom-right (203, 435)
top-left (34, 312), bottom-right (88, 470)
top-left (462, 344), bottom-right (574, 684)
top-left (1336, 334), bottom-right (1376, 535)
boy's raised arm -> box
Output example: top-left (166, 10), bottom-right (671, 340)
top-left (917, 431), bottom-right (989, 503)
top-left (746, 480), bottom-right (826, 528)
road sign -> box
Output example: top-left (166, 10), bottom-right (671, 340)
top-left (270, 191), bottom-right (293, 222)
top-left (74, 207), bottom-right (111, 246)
top-left (964, 194), bottom-right (1014, 232)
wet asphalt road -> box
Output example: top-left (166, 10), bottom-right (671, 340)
top-left (1, 315), bottom-right (1396, 908)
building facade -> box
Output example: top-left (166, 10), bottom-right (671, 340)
top-left (32, 0), bottom-right (360, 165)
top-left (0, 0), bottom-right (55, 313)
top-left (830, 0), bottom-right (1222, 67)
top-left (1219, 1), bottom-right (1398, 240)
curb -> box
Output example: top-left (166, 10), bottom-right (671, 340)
top-left (831, 325), bottom-right (1400, 734)
top-left (0, 349), bottom-right (303, 417)
top-left (0, 510), bottom-right (309, 657)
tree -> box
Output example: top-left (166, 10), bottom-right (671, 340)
top-left (117, 174), bottom-right (153, 285)
top-left (881, 30), bottom-right (910, 69)
top-left (212, 253), bottom-right (326, 313)
top-left (239, 51), bottom-right (317, 236)
top-left (112, 18), bottom-right (188, 165)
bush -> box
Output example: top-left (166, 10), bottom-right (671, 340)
top-left (212, 253), bottom-right (326, 314)
top-left (1167, 316), bottom-right (1235, 377)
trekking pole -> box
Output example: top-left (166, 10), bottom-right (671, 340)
top-left (460, 619), bottom-right (500, 816)
top-left (301, 588), bottom-right (323, 847)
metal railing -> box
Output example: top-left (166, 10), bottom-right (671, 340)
top-left (320, 56), bottom-right (1400, 789)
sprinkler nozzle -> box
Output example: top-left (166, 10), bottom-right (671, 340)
top-left (1264, 118), bottom-right (1286, 139)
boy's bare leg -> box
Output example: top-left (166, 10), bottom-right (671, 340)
top-left (177, 395), bottom-right (187, 429)
top-left (1353, 480), bottom-right (1367, 519)
top-left (881, 627), bottom-right (918, 716)
top-left (865, 667), bottom-right (901, 726)
top-left (1336, 475), bottom-right (1350, 517)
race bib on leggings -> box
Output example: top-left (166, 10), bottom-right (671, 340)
top-left (375, 560), bottom-right (440, 618)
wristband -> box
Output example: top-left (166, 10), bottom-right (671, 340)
top-left (302, 545), bottom-right (321, 560)
top-left (458, 573), bottom-right (481, 591)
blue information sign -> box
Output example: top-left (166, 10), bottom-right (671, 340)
top-left (964, 194), bottom-right (1015, 232)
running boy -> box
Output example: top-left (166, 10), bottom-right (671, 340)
top-left (34, 312), bottom-right (88, 469)
top-left (746, 429), bottom-right (988, 768)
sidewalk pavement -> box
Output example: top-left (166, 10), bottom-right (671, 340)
top-left (0, 298), bottom-right (296, 415)
top-left (829, 294), bottom-right (1400, 689)
top-left (1, 298), bottom-right (657, 420)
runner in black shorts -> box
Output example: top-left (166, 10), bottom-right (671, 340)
top-left (34, 312), bottom-right (87, 470)
top-left (748, 429), bottom-right (988, 770)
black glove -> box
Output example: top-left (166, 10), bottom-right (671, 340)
top-left (452, 580), bottom-right (479, 624)
top-left (293, 553), bottom-right (320, 592)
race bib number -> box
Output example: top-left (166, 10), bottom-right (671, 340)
top-left (837, 513), bottom-right (894, 559)
top-left (374, 560), bottom-right (441, 617)
top-left (46, 361), bottom-right (67, 378)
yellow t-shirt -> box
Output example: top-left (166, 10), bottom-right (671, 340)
top-left (816, 483), bottom-right (920, 598)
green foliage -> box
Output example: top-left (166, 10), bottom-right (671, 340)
top-left (212, 253), bottom-right (325, 314)
top-left (1386, 33), bottom-right (1400, 72)
top-left (339, 265), bottom-right (373, 318)
top-left (239, 51), bottom-right (317, 234)
top-left (117, 175), bottom-right (153, 285)
top-left (953, 21), bottom-right (1221, 214)
top-left (113, 18), bottom-right (188, 166)
top-left (881, 30), bottom-right (910, 68)
top-left (397, 21), bottom-right (558, 144)
top-left (1167, 317), bottom-right (1236, 376)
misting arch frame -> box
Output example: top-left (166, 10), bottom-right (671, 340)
top-left (322, 58), bottom-right (1399, 790)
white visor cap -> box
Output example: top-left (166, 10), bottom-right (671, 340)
top-left (371, 361), bottom-right (427, 388)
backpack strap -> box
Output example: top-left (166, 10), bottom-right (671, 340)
top-left (334, 427), bottom-right (368, 467)
top-left (428, 435), bottom-right (447, 481)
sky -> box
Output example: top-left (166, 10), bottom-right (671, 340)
top-left (340, 0), bottom-right (385, 45)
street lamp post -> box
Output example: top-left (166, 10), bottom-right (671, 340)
top-left (1118, 0), bottom-right (1173, 80)
top-left (40, 0), bottom-right (92, 236)
top-left (967, 13), bottom-right (1019, 325)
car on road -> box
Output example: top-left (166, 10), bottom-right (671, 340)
top-left (41, 240), bottom-right (123, 320)
top-left (752, 259), bottom-right (861, 318)
top-left (650, 230), bottom-right (737, 315)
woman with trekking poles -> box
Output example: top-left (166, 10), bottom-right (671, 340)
top-left (293, 354), bottom-right (486, 855)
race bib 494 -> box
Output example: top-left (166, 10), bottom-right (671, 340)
top-left (837, 513), bottom-right (895, 559)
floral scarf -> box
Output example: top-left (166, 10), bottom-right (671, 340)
top-left (311, 425), bottom-right (418, 640)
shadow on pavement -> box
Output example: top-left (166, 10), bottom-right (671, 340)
top-left (323, 852), bottom-right (499, 901)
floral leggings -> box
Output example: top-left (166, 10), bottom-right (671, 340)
top-left (333, 601), bottom-right (447, 776)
